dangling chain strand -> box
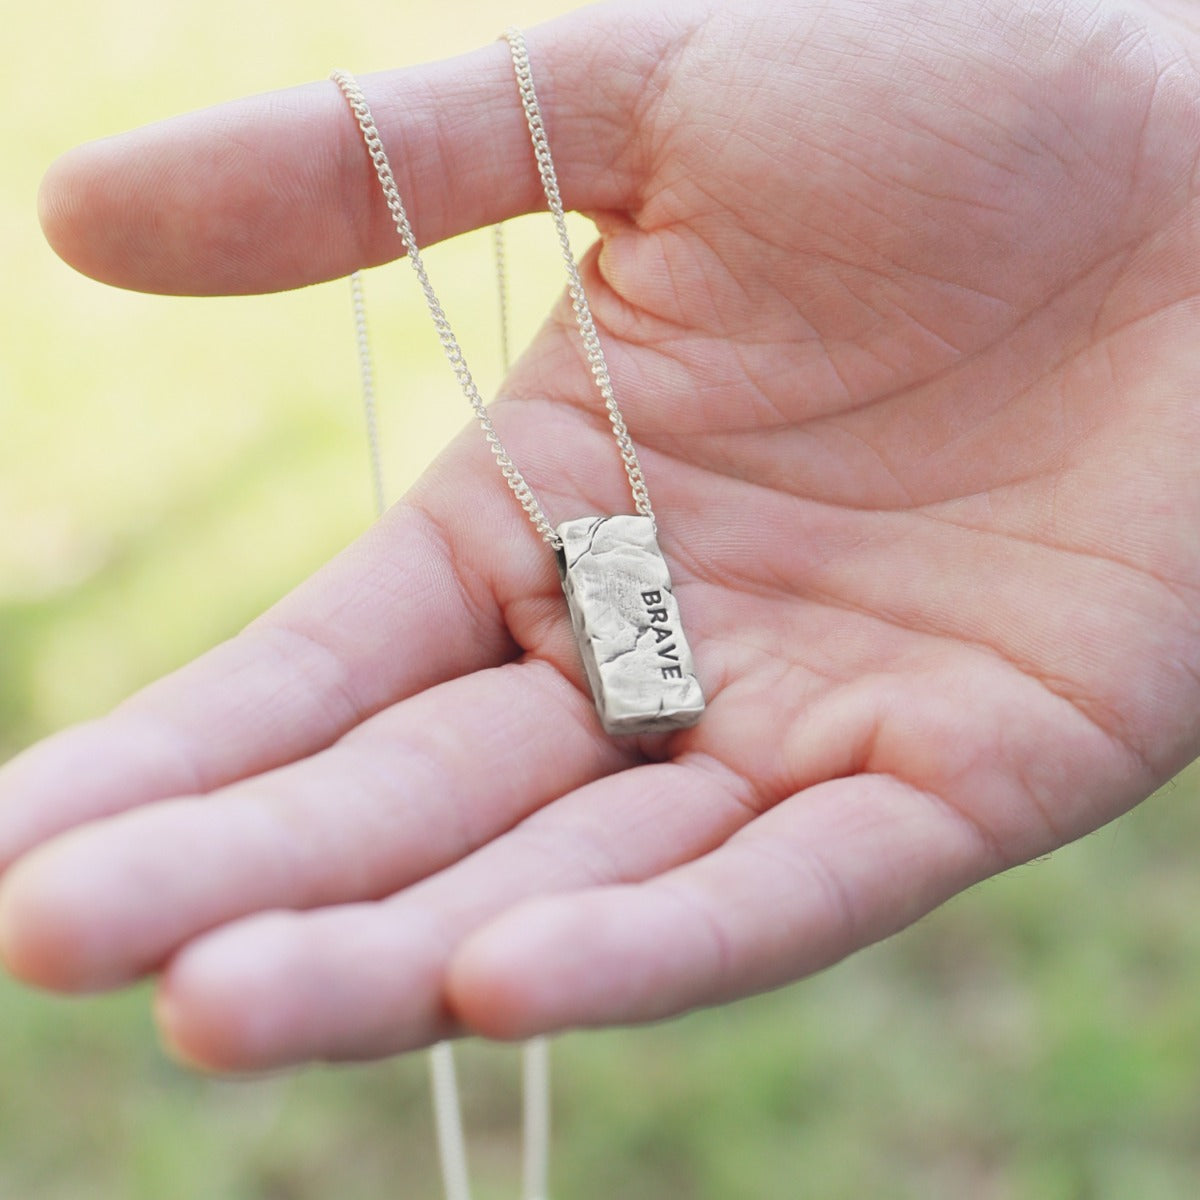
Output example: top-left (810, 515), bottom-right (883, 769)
top-left (492, 225), bottom-right (512, 372)
top-left (348, 269), bottom-right (386, 518)
top-left (494, 221), bottom-right (552, 1200)
top-left (502, 27), bottom-right (655, 530)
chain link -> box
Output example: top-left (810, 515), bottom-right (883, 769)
top-left (331, 26), bottom-right (655, 549)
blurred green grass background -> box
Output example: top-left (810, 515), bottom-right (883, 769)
top-left (4, 2), bottom-right (1200, 1197)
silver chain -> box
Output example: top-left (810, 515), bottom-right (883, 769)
top-left (502, 27), bottom-right (655, 529)
top-left (330, 66), bottom-right (557, 544)
top-left (492, 224), bottom-right (512, 373)
top-left (348, 269), bottom-right (386, 519)
top-left (330, 26), bottom-right (655, 550)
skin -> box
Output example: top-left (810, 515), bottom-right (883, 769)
top-left (2, 0), bottom-right (1200, 1071)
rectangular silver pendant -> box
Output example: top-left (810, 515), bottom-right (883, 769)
top-left (556, 514), bottom-right (705, 736)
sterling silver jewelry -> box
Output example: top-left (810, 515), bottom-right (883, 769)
top-left (330, 28), bottom-right (704, 737)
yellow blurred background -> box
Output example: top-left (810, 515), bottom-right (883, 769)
top-left (5, 3), bottom-right (1200, 1198)
top-left (2, 0), bottom-right (580, 742)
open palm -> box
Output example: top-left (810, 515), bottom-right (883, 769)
top-left (3, 0), bottom-right (1199, 1070)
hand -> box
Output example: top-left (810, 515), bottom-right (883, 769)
top-left (3, 0), bottom-right (1199, 1071)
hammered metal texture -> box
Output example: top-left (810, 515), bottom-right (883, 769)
top-left (557, 515), bottom-right (705, 735)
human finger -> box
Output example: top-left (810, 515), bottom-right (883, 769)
top-left (447, 774), bottom-right (1002, 1037)
top-left (38, 5), bottom-right (673, 295)
top-left (0, 660), bottom-right (633, 993)
top-left (151, 755), bottom-right (753, 1069)
top-left (0, 490), bottom-right (534, 872)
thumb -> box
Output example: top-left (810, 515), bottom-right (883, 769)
top-left (37, 0), bottom-right (686, 296)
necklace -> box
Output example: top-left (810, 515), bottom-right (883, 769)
top-left (330, 27), bottom-right (704, 737)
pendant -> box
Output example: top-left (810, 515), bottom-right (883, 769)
top-left (556, 514), bottom-right (705, 736)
